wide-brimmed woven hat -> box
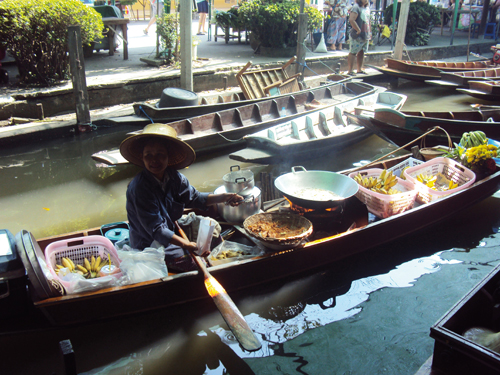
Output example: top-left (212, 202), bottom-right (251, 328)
top-left (120, 123), bottom-right (196, 170)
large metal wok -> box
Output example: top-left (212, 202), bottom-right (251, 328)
top-left (274, 166), bottom-right (359, 210)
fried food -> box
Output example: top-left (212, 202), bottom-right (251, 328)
top-left (247, 220), bottom-right (306, 239)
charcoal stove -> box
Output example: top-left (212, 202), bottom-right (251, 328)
top-left (280, 196), bottom-right (369, 240)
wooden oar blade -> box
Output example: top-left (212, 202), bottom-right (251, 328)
top-left (205, 276), bottom-right (261, 352)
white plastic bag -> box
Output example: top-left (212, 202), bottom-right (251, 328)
top-left (196, 218), bottom-right (215, 256)
top-left (60, 268), bottom-right (119, 294)
top-left (209, 240), bottom-right (262, 266)
top-left (117, 245), bottom-right (169, 285)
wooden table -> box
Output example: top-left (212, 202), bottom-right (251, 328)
top-left (102, 17), bottom-right (129, 60)
top-left (440, 8), bottom-right (481, 35)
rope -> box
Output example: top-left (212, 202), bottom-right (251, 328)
top-left (296, 40), bottom-right (340, 75)
top-left (138, 105), bottom-right (155, 124)
top-left (217, 132), bottom-right (246, 143)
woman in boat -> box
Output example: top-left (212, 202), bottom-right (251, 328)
top-left (120, 123), bottom-right (242, 272)
top-left (347, 0), bottom-right (371, 76)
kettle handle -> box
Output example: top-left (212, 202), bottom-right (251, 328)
top-left (291, 166), bottom-right (307, 174)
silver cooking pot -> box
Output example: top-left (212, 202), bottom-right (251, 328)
top-left (274, 166), bottom-right (359, 210)
top-left (214, 185), bottom-right (262, 223)
top-left (222, 165), bottom-right (255, 193)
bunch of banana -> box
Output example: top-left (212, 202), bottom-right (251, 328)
top-left (55, 255), bottom-right (105, 279)
top-left (353, 170), bottom-right (401, 195)
top-left (416, 173), bottom-right (437, 188)
top-left (460, 131), bottom-right (488, 149)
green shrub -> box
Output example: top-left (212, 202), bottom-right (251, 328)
top-left (384, 2), bottom-right (440, 46)
top-left (157, 12), bottom-right (180, 64)
top-left (238, 0), bottom-right (323, 48)
top-left (215, 7), bottom-right (244, 30)
top-left (0, 0), bottom-right (104, 86)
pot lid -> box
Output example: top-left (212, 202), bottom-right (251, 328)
top-left (215, 185), bottom-right (261, 197)
top-left (222, 165), bottom-right (254, 183)
top-left (105, 228), bottom-right (129, 242)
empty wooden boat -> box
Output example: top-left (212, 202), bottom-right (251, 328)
top-left (457, 80), bottom-right (500, 101)
top-left (344, 107), bottom-right (500, 147)
top-left (228, 91), bottom-right (407, 164)
top-left (370, 59), bottom-right (496, 82)
top-left (92, 81), bottom-right (378, 165)
top-left (425, 67), bottom-right (500, 88)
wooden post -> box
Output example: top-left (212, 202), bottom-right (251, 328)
top-left (59, 339), bottom-right (77, 375)
top-left (394, 0), bottom-right (411, 60)
top-left (180, 0), bottom-right (193, 91)
top-left (67, 25), bottom-right (91, 127)
top-left (296, 13), bottom-right (308, 75)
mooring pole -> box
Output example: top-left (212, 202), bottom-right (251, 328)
top-left (67, 25), bottom-right (91, 127)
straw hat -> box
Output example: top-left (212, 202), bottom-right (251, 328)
top-left (120, 123), bottom-right (196, 170)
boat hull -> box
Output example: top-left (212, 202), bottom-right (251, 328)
top-left (18, 156), bottom-right (500, 327)
top-left (345, 108), bottom-right (500, 147)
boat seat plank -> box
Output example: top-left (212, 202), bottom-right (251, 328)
top-left (305, 116), bottom-right (317, 139)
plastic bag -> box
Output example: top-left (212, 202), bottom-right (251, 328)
top-left (196, 218), bottom-right (216, 256)
top-left (58, 267), bottom-right (119, 294)
top-left (382, 25), bottom-right (391, 39)
top-left (209, 240), bottom-right (262, 266)
top-left (116, 245), bottom-right (169, 285)
top-left (177, 212), bottom-right (221, 241)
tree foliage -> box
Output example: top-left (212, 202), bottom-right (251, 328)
top-left (384, 2), bottom-right (440, 46)
top-left (0, 0), bottom-right (104, 86)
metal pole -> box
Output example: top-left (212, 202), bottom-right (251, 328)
top-left (450, 0), bottom-right (460, 45)
top-left (180, 0), bottom-right (193, 90)
top-left (392, 0), bottom-right (398, 50)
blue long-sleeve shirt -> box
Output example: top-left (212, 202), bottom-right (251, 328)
top-left (126, 168), bottom-right (209, 251)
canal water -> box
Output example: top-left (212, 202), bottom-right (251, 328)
top-left (2, 81), bottom-right (500, 375)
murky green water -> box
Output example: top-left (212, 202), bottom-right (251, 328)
top-left (1, 81), bottom-right (500, 375)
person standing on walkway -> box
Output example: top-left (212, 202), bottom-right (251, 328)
top-left (144, 0), bottom-right (164, 35)
top-left (196, 0), bottom-right (209, 35)
top-left (347, 0), bottom-right (371, 76)
top-left (325, 0), bottom-right (349, 51)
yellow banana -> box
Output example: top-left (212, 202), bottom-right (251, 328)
top-left (94, 256), bottom-right (101, 272)
top-left (91, 255), bottom-right (96, 271)
top-left (84, 257), bottom-right (92, 272)
top-left (76, 264), bottom-right (88, 273)
top-left (61, 257), bottom-right (73, 271)
top-left (56, 264), bottom-right (64, 270)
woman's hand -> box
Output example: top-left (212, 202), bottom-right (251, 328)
top-left (207, 193), bottom-right (244, 206)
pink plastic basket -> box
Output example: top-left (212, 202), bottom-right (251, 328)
top-left (45, 235), bottom-right (122, 291)
top-left (403, 157), bottom-right (476, 204)
top-left (349, 168), bottom-right (417, 219)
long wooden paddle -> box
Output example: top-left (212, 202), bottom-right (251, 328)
top-left (175, 221), bottom-right (261, 352)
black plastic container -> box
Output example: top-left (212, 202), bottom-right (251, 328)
top-left (0, 229), bottom-right (28, 318)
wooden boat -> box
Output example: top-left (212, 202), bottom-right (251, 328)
top-left (228, 91), bottom-right (407, 164)
top-left (425, 67), bottom-right (500, 88)
top-left (457, 80), bottom-right (500, 101)
top-left (344, 107), bottom-right (500, 147)
top-left (6, 153), bottom-right (500, 329)
top-left (106, 74), bottom-right (352, 126)
top-left (91, 81), bottom-right (378, 165)
top-left (369, 59), bottom-right (496, 82)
